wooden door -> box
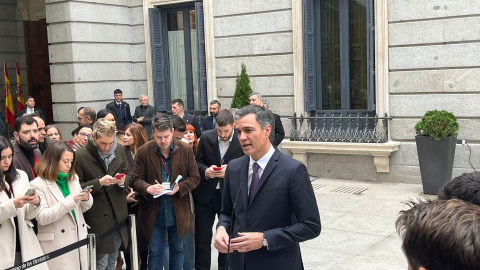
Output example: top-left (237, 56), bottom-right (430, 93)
top-left (23, 21), bottom-right (53, 124)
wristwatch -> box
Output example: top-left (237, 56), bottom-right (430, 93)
top-left (262, 235), bottom-right (269, 250)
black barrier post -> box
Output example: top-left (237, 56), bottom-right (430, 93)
top-left (129, 214), bottom-right (139, 270)
top-left (88, 234), bottom-right (96, 270)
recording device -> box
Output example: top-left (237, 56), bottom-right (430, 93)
top-left (82, 185), bottom-right (94, 192)
top-left (225, 181), bottom-right (243, 270)
top-left (25, 187), bottom-right (36, 196)
top-left (213, 166), bottom-right (222, 171)
top-left (114, 173), bottom-right (125, 179)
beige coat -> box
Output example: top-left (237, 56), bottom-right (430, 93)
top-left (0, 170), bottom-right (48, 270)
top-left (28, 175), bottom-right (93, 270)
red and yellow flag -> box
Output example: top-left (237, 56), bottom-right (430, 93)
top-left (16, 61), bottom-right (25, 112)
top-left (4, 61), bottom-right (15, 129)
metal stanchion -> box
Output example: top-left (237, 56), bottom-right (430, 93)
top-left (129, 214), bottom-right (139, 270)
top-left (87, 233), bottom-right (97, 270)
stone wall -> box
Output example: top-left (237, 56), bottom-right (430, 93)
top-left (0, 0), bottom-right (26, 124)
top-left (213, 0), bottom-right (294, 136)
top-left (46, 0), bottom-right (146, 135)
top-left (386, 0), bottom-right (480, 183)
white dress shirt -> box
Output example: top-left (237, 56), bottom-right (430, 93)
top-left (248, 144), bottom-right (275, 194)
top-left (217, 133), bottom-right (233, 189)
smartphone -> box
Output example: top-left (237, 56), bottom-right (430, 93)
top-left (25, 187), bottom-right (36, 196)
top-left (83, 185), bottom-right (94, 192)
top-left (213, 166), bottom-right (222, 171)
top-left (115, 173), bottom-right (126, 179)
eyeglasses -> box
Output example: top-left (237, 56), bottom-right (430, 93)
top-left (78, 132), bottom-right (91, 137)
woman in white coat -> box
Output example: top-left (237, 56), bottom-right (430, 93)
top-left (0, 136), bottom-right (48, 270)
top-left (29, 142), bottom-right (93, 270)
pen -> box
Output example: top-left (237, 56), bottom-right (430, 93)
top-left (155, 180), bottom-right (161, 185)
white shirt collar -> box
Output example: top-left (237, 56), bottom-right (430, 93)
top-left (249, 144), bottom-right (275, 171)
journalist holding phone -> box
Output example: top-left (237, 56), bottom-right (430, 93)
top-left (28, 142), bottom-right (93, 270)
top-left (0, 136), bottom-right (48, 270)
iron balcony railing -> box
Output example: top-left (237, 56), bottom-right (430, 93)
top-left (289, 112), bottom-right (392, 143)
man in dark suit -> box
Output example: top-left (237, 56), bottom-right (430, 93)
top-left (262, 98), bottom-right (285, 146)
top-left (133, 94), bottom-right (156, 138)
top-left (201, 100), bottom-right (221, 132)
top-left (194, 110), bottom-right (244, 270)
top-left (16, 96), bottom-right (46, 123)
top-left (214, 105), bottom-right (321, 270)
top-left (171, 99), bottom-right (201, 138)
top-left (12, 115), bottom-right (42, 181)
top-left (249, 92), bottom-right (287, 147)
top-left (106, 89), bottom-right (132, 131)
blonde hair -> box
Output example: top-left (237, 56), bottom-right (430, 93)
top-left (93, 118), bottom-right (116, 138)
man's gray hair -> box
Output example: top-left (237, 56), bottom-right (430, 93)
top-left (152, 114), bottom-right (173, 132)
top-left (249, 92), bottom-right (263, 100)
top-left (210, 100), bottom-right (221, 108)
top-left (262, 98), bottom-right (270, 107)
top-left (139, 94), bottom-right (148, 99)
top-left (235, 105), bottom-right (271, 129)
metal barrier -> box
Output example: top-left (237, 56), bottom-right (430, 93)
top-left (129, 214), bottom-right (139, 270)
top-left (289, 112), bottom-right (392, 143)
top-left (87, 234), bottom-right (96, 270)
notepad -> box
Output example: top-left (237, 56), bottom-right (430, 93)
top-left (153, 175), bottom-right (182, 198)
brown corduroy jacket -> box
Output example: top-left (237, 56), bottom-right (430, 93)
top-left (131, 138), bottom-right (200, 241)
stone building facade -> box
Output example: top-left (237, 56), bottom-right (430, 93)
top-left (0, 0), bottom-right (478, 184)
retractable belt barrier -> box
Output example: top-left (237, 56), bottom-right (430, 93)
top-left (6, 216), bottom-right (132, 270)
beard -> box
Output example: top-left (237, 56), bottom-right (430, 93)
top-left (210, 111), bottom-right (218, 117)
top-left (19, 136), bottom-right (38, 151)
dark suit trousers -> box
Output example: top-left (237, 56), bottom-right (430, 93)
top-left (194, 190), bottom-right (226, 270)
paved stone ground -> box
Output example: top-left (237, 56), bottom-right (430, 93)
top-left (210, 178), bottom-right (431, 270)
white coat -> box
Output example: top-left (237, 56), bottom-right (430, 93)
top-left (28, 175), bottom-right (93, 270)
top-left (0, 169), bottom-right (48, 270)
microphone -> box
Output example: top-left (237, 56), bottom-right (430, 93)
top-left (225, 181), bottom-right (243, 270)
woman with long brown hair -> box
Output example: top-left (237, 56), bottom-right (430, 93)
top-left (29, 142), bottom-right (93, 270)
top-left (0, 136), bottom-right (47, 270)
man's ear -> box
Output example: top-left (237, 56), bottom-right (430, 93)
top-left (264, 124), bottom-right (271, 138)
top-left (13, 132), bottom-right (19, 140)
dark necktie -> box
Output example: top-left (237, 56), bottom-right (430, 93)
top-left (249, 162), bottom-right (260, 201)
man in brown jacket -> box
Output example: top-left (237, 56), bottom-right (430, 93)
top-left (131, 114), bottom-right (200, 270)
top-left (75, 118), bottom-right (131, 270)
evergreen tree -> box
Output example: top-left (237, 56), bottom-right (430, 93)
top-left (231, 63), bottom-right (252, 108)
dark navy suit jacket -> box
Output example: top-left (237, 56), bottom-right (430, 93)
top-left (218, 148), bottom-right (321, 270)
top-left (202, 115), bottom-right (215, 132)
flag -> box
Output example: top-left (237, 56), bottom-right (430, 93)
top-left (16, 61), bottom-right (25, 112)
top-left (4, 61), bottom-right (15, 129)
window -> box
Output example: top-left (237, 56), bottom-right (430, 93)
top-left (303, 0), bottom-right (375, 113)
top-left (149, 2), bottom-right (207, 112)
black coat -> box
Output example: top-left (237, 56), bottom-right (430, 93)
top-left (106, 101), bottom-right (132, 130)
top-left (182, 112), bottom-right (202, 138)
top-left (132, 104), bottom-right (156, 138)
top-left (193, 129), bottom-right (244, 205)
top-left (17, 108), bottom-right (46, 123)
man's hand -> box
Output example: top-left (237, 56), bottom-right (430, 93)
top-left (206, 165), bottom-right (227, 179)
top-left (99, 175), bottom-right (117, 186)
top-left (214, 226), bottom-right (234, 254)
top-left (138, 116), bottom-right (144, 122)
top-left (115, 174), bottom-right (126, 187)
top-left (166, 183), bottom-right (179, 196)
top-left (147, 184), bottom-right (164, 196)
top-left (230, 232), bottom-right (264, 253)
top-left (126, 188), bottom-right (138, 203)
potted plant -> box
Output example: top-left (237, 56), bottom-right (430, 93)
top-left (415, 110), bottom-right (459, 195)
top-left (231, 63), bottom-right (252, 108)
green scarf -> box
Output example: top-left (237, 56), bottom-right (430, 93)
top-left (56, 172), bottom-right (76, 221)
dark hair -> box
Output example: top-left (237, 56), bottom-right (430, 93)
top-left (0, 136), bottom-right (19, 190)
top-left (45, 125), bottom-right (63, 141)
top-left (438, 172), bottom-right (480, 205)
top-left (77, 107), bottom-right (84, 113)
top-left (210, 100), bottom-right (221, 108)
top-left (114, 89), bottom-right (123, 95)
top-left (169, 115), bottom-right (186, 132)
top-left (97, 109), bottom-right (114, 120)
top-left (171, 99), bottom-right (184, 108)
top-left (396, 199), bottom-right (480, 270)
top-left (71, 125), bottom-right (93, 137)
top-left (14, 115), bottom-right (38, 133)
top-left (82, 107), bottom-right (96, 123)
top-left (36, 142), bottom-right (76, 181)
top-left (216, 109), bottom-right (234, 126)
top-left (152, 115), bottom-right (173, 132)
top-left (124, 123), bottom-right (148, 156)
top-left (235, 105), bottom-right (271, 129)
top-left (25, 96), bottom-right (34, 102)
